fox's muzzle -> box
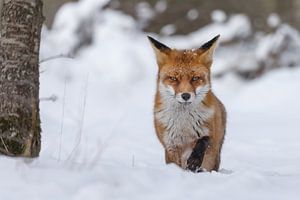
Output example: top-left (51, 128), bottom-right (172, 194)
top-left (176, 92), bottom-right (195, 104)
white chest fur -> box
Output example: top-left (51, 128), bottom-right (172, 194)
top-left (155, 101), bottom-right (214, 149)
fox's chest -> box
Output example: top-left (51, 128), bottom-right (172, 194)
top-left (155, 105), bottom-right (213, 148)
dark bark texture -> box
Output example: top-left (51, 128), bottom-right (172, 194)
top-left (0, 0), bottom-right (43, 157)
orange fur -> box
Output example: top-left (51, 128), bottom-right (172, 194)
top-left (149, 35), bottom-right (226, 172)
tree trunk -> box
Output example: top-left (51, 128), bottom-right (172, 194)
top-left (0, 0), bottom-right (43, 157)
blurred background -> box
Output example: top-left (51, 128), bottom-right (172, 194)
top-left (42, 0), bottom-right (300, 33)
top-left (1, 0), bottom-right (300, 199)
top-left (2, 0), bottom-right (299, 79)
top-left (1, 0), bottom-right (300, 32)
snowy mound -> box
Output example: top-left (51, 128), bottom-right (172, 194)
top-left (1, 0), bottom-right (300, 199)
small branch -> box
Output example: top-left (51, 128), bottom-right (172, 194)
top-left (0, 137), bottom-right (9, 154)
top-left (40, 94), bottom-right (58, 102)
top-left (58, 80), bottom-right (67, 161)
top-left (39, 53), bottom-right (74, 64)
top-left (132, 154), bottom-right (135, 168)
top-left (67, 74), bottom-right (89, 161)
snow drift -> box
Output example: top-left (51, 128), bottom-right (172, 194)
top-left (1, 0), bottom-right (300, 199)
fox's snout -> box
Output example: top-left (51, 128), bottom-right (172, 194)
top-left (162, 82), bottom-right (210, 105)
top-left (181, 93), bottom-right (191, 101)
top-left (176, 92), bottom-right (195, 104)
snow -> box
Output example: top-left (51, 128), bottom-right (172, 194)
top-left (162, 13), bottom-right (252, 49)
top-left (155, 0), bottom-right (167, 13)
top-left (161, 24), bottom-right (177, 35)
top-left (136, 2), bottom-right (155, 21)
top-left (1, 1), bottom-right (300, 199)
top-left (255, 24), bottom-right (300, 68)
top-left (211, 10), bottom-right (226, 23)
top-left (267, 13), bottom-right (281, 28)
top-left (186, 9), bottom-right (199, 21)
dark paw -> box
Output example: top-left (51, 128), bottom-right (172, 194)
top-left (186, 136), bottom-right (210, 173)
top-left (187, 155), bottom-right (203, 173)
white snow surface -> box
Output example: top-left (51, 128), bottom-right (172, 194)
top-left (1, 1), bottom-right (300, 199)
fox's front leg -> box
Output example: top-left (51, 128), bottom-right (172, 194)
top-left (165, 147), bottom-right (182, 167)
top-left (187, 136), bottom-right (210, 172)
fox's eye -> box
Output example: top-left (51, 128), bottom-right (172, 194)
top-left (169, 76), bottom-right (177, 81)
top-left (192, 76), bottom-right (201, 81)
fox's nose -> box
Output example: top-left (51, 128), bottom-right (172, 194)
top-left (181, 93), bottom-right (191, 101)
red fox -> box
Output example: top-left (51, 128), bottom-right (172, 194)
top-left (148, 35), bottom-right (226, 172)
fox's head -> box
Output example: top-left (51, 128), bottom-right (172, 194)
top-left (148, 35), bottom-right (219, 105)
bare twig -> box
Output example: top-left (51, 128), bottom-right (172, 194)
top-left (39, 53), bottom-right (74, 64)
top-left (67, 74), bottom-right (89, 161)
top-left (86, 140), bottom-right (105, 169)
top-left (58, 80), bottom-right (67, 161)
top-left (40, 94), bottom-right (58, 102)
top-left (0, 137), bottom-right (9, 154)
top-left (132, 154), bottom-right (135, 168)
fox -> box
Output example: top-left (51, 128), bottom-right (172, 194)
top-left (148, 35), bottom-right (226, 172)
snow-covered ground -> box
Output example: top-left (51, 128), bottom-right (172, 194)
top-left (1, 1), bottom-right (300, 199)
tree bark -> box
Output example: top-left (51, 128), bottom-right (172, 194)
top-left (0, 0), bottom-right (43, 157)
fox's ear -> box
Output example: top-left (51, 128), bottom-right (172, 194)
top-left (198, 35), bottom-right (220, 66)
top-left (148, 36), bottom-right (171, 66)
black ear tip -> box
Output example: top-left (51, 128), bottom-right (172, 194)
top-left (147, 35), bottom-right (153, 41)
top-left (147, 35), bottom-right (171, 51)
top-left (200, 34), bottom-right (220, 50)
top-left (210, 34), bottom-right (220, 43)
top-left (147, 35), bottom-right (159, 44)
top-left (147, 35), bottom-right (156, 44)
top-left (213, 34), bottom-right (221, 42)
